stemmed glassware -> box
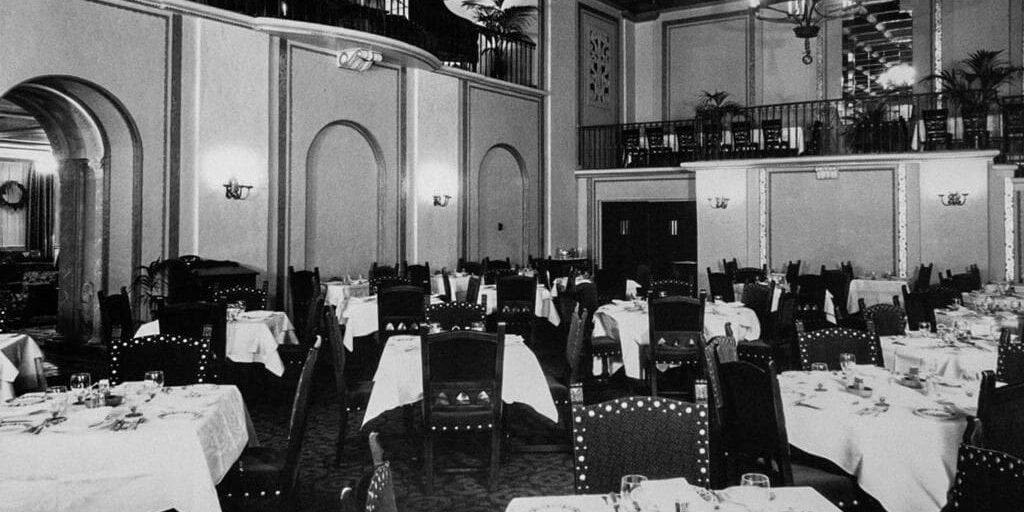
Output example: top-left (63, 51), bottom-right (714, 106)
top-left (144, 370), bottom-right (164, 397)
top-left (45, 386), bottom-right (69, 419)
top-left (839, 353), bottom-right (856, 374)
top-left (738, 473), bottom-right (771, 511)
top-left (69, 373), bottom-right (91, 404)
top-left (620, 474), bottom-right (647, 509)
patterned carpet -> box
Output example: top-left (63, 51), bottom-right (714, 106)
top-left (32, 326), bottom-right (577, 512)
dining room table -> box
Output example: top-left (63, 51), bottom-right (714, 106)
top-left (0, 333), bottom-right (46, 401)
top-left (361, 333), bottom-right (558, 427)
top-left (504, 477), bottom-right (841, 512)
top-left (0, 382), bottom-right (251, 512)
top-left (549, 276), bottom-right (642, 299)
top-left (591, 299), bottom-right (762, 380)
top-left (430, 272), bottom-right (472, 300)
top-left (879, 330), bottom-right (997, 380)
top-left (323, 279), bottom-right (372, 311)
top-left (779, 365), bottom-right (978, 512)
top-left (847, 277), bottom-right (908, 313)
top-left (134, 310), bottom-right (297, 377)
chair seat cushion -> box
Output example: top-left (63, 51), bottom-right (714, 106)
top-left (429, 407), bottom-right (497, 430)
top-left (346, 380), bottom-right (373, 410)
top-left (591, 336), bottom-right (621, 356)
top-left (218, 446), bottom-right (286, 497)
top-left (792, 463), bottom-right (859, 508)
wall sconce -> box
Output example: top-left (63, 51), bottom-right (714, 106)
top-left (707, 197), bottom-right (730, 209)
top-left (432, 194), bottom-right (452, 207)
top-left (939, 191), bottom-right (968, 207)
top-left (223, 178), bottom-right (253, 200)
top-left (815, 166), bottom-right (839, 180)
top-left (337, 47), bottom-right (383, 72)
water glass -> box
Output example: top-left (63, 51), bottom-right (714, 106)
top-left (45, 386), bottom-right (69, 418)
top-left (810, 362), bottom-right (829, 373)
top-left (69, 372), bottom-right (91, 403)
top-left (620, 474), bottom-right (647, 502)
top-left (738, 473), bottom-right (771, 511)
top-left (470, 321), bottom-right (486, 332)
top-left (918, 322), bottom-right (932, 337)
top-left (839, 353), bottom-right (856, 374)
top-left (144, 370), bottom-right (164, 393)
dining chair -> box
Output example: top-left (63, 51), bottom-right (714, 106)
top-left (465, 275), bottom-right (482, 305)
top-left (914, 263), bottom-right (934, 292)
top-left (795, 324), bottom-right (883, 371)
top-left (645, 125), bottom-right (672, 165)
top-left (840, 261), bottom-right (854, 280)
top-left (943, 442), bottom-right (1024, 512)
top-left (369, 262), bottom-right (398, 280)
top-left (109, 331), bottom-right (214, 386)
top-left (729, 121), bottom-right (757, 154)
top-left (288, 265), bottom-right (321, 341)
top-left (926, 284), bottom-right (962, 310)
top-left (324, 306), bottom-right (371, 464)
top-left (820, 267), bottom-right (851, 320)
top-left (593, 267), bottom-right (627, 303)
top-left (732, 267), bottom-right (763, 285)
top-left (721, 258), bottom-right (739, 277)
top-left (484, 267), bottom-right (517, 286)
top-left (439, 268), bottom-right (453, 302)
top-left (459, 259), bottom-right (484, 276)
top-left (369, 276), bottom-right (412, 295)
top-left (404, 261), bottom-right (432, 295)
top-left (213, 282), bottom-right (268, 311)
top-left (741, 281), bottom-right (775, 335)
top-left (943, 268), bottom-right (979, 294)
top-left (620, 127), bottom-right (644, 166)
top-left (648, 278), bottom-right (692, 299)
top-left (996, 333), bottom-right (1024, 385)
top-left (218, 338), bottom-right (321, 512)
top-left (784, 260), bottom-right (801, 283)
top-left (377, 285), bottom-right (426, 345)
top-left (484, 257), bottom-right (513, 271)
top-left (420, 323), bottom-right (506, 493)
top-left (902, 285), bottom-right (937, 332)
top-left (977, 371), bottom-right (1024, 460)
top-left (98, 286), bottom-right (134, 345)
top-left (761, 119), bottom-right (792, 155)
top-left (673, 123), bottom-right (699, 161)
top-left (496, 274), bottom-right (536, 345)
top-left (792, 274), bottom-right (828, 313)
top-left (424, 301), bottom-right (486, 331)
top-left (569, 384), bottom-right (711, 494)
top-left (356, 432), bottom-right (398, 512)
top-left (861, 301), bottom-right (906, 336)
top-left (706, 269), bottom-right (735, 302)
top-left (0, 303), bottom-right (7, 333)
top-left (716, 360), bottom-right (861, 509)
top-left (279, 292), bottom-right (325, 381)
top-left (922, 109), bottom-right (951, 150)
top-left (647, 295), bottom-right (704, 399)
top-left (158, 301), bottom-right (228, 374)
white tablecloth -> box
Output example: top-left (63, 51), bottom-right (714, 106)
top-left (592, 301), bottom-right (762, 379)
top-left (136, 310), bottom-right (296, 377)
top-left (507, 484), bottom-right (838, 512)
top-left (477, 284), bottom-right (560, 326)
top-left (961, 290), bottom-right (1024, 311)
top-left (430, 273), bottom-right (472, 301)
top-left (847, 278), bottom-right (908, 314)
top-left (323, 281), bottom-right (371, 311)
top-left (935, 307), bottom-right (1019, 335)
top-left (779, 367), bottom-right (975, 512)
top-left (337, 295), bottom-right (445, 351)
top-left (361, 334), bottom-right (557, 426)
top-left (0, 334), bottom-right (45, 401)
top-left (550, 277), bottom-right (641, 298)
top-left (0, 384), bottom-right (249, 512)
top-left (880, 334), bottom-right (997, 379)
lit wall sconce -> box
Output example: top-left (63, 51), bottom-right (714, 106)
top-left (337, 47), bottom-right (383, 72)
top-left (939, 191), bottom-right (968, 207)
top-left (223, 178), bottom-right (253, 200)
top-left (432, 194), bottom-right (452, 207)
top-left (815, 166), bottom-right (839, 180)
top-left (707, 197), bottom-right (730, 209)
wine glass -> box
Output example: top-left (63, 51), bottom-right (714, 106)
top-left (810, 362), bottom-right (829, 390)
top-left (918, 321), bottom-right (932, 337)
top-left (45, 386), bottom-right (69, 419)
top-left (124, 384), bottom-right (146, 418)
top-left (839, 353), bottom-right (856, 374)
top-left (144, 370), bottom-right (164, 396)
top-left (738, 473), bottom-right (771, 511)
top-left (69, 373), bottom-right (91, 404)
top-left (620, 474), bottom-right (647, 505)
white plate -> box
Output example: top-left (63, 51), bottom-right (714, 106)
top-left (185, 384), bottom-right (219, 393)
top-left (0, 422), bottom-right (30, 433)
top-left (158, 410), bottom-right (203, 421)
top-left (913, 407), bottom-right (962, 421)
top-left (4, 393), bottom-right (45, 407)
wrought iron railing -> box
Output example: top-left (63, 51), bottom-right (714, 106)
top-left (579, 92), bottom-right (1024, 169)
top-left (185, 0), bottom-right (537, 88)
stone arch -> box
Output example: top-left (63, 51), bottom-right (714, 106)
top-left (0, 76), bottom-right (142, 343)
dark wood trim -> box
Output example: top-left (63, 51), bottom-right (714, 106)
top-left (276, 38), bottom-right (291, 310)
top-left (166, 13), bottom-right (182, 259)
top-left (459, 80), bottom-right (471, 261)
top-left (398, 67), bottom-right (408, 264)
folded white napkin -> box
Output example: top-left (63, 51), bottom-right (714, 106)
top-left (238, 310), bottom-right (275, 320)
top-left (633, 478), bottom-right (709, 512)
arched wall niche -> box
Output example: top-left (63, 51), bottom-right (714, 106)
top-left (474, 143), bottom-right (529, 264)
top-left (304, 120), bottom-right (387, 278)
top-left (0, 76), bottom-right (142, 343)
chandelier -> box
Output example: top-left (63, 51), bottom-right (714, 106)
top-left (749, 0), bottom-right (866, 65)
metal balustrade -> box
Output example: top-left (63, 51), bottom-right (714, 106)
top-left (579, 93), bottom-right (1024, 170)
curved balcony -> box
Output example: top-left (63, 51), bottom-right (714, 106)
top-left (184, 0), bottom-right (537, 87)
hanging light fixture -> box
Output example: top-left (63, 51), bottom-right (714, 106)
top-left (749, 0), bottom-right (866, 65)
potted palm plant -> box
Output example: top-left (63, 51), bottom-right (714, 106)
top-left (695, 90), bottom-right (744, 149)
top-left (925, 49), bottom-right (1021, 147)
top-left (461, 0), bottom-right (538, 81)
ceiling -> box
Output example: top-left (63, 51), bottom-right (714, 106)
top-left (0, 99), bottom-right (49, 147)
top-left (597, 0), bottom-right (719, 20)
top-left (842, 0), bottom-right (914, 96)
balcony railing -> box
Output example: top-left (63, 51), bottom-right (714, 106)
top-left (579, 93), bottom-right (1024, 169)
top-left (186, 0), bottom-right (537, 88)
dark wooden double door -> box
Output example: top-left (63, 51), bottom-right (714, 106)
top-left (601, 201), bottom-right (696, 282)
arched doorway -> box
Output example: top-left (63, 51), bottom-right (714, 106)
top-left (305, 121), bottom-right (386, 278)
top-left (0, 77), bottom-right (140, 344)
top-left (477, 145), bottom-right (527, 263)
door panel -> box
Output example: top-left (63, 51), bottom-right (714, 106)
top-left (601, 201), bottom-right (696, 283)
top-left (579, 7), bottom-right (619, 127)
